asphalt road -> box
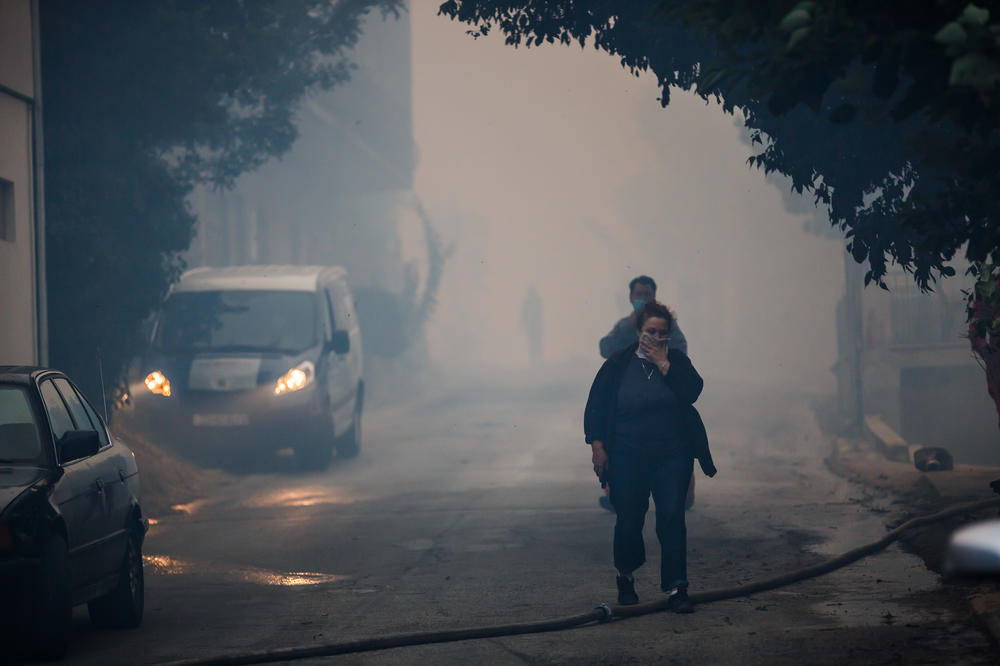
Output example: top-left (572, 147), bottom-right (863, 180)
top-left (56, 369), bottom-right (995, 665)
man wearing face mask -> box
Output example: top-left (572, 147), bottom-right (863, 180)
top-left (600, 276), bottom-right (688, 360)
top-left (598, 276), bottom-right (693, 512)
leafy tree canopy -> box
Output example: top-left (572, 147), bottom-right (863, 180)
top-left (439, 0), bottom-right (1000, 291)
top-left (41, 0), bottom-right (401, 401)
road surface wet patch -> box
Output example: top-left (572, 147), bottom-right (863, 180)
top-left (242, 485), bottom-right (368, 508)
top-left (143, 554), bottom-right (349, 587)
top-left (170, 498), bottom-right (211, 515)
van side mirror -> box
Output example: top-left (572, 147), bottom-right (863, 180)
top-left (58, 430), bottom-right (101, 464)
top-left (327, 330), bottom-right (350, 355)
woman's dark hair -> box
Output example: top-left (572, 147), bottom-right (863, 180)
top-left (635, 301), bottom-right (675, 333)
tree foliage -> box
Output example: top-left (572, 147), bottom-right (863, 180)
top-left (968, 263), bottom-right (1000, 425)
top-left (40, 0), bottom-right (401, 402)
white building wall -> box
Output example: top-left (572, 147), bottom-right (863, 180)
top-left (0, 0), bottom-right (41, 365)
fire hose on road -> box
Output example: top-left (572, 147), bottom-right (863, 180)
top-left (158, 496), bottom-right (1000, 666)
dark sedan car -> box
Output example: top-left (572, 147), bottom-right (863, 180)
top-left (0, 366), bottom-right (146, 659)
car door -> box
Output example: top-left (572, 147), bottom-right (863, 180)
top-left (322, 285), bottom-right (354, 436)
top-left (39, 378), bottom-right (104, 586)
top-left (52, 378), bottom-right (127, 578)
top-left (331, 279), bottom-right (363, 394)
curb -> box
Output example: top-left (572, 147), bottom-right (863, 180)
top-left (829, 430), bottom-right (1000, 648)
top-left (863, 414), bottom-right (911, 462)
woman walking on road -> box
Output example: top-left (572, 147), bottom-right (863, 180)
top-left (584, 301), bottom-right (716, 612)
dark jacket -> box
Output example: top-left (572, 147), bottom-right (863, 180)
top-left (584, 344), bottom-right (716, 477)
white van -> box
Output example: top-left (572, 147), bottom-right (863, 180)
top-left (133, 266), bottom-right (364, 469)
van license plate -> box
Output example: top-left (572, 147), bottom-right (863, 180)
top-left (193, 413), bottom-right (249, 427)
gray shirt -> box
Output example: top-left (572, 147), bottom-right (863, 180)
top-left (599, 316), bottom-right (688, 359)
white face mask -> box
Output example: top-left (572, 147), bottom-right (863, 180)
top-left (636, 332), bottom-right (667, 359)
top-left (636, 334), bottom-right (651, 359)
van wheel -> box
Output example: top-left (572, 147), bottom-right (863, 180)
top-left (22, 534), bottom-right (72, 659)
top-left (88, 530), bottom-right (144, 629)
top-left (336, 403), bottom-right (362, 459)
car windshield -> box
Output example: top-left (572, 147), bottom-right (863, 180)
top-left (154, 290), bottom-right (318, 354)
top-left (0, 385), bottom-right (46, 466)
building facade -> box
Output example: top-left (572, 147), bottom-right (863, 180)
top-left (836, 257), bottom-right (1000, 465)
top-left (0, 0), bottom-right (45, 366)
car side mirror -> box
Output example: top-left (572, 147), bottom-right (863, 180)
top-left (58, 430), bottom-right (101, 464)
top-left (327, 330), bottom-right (350, 355)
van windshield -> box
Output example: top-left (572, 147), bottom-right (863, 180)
top-left (155, 290), bottom-right (318, 354)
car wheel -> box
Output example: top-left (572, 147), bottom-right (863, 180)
top-left (335, 402), bottom-right (362, 459)
top-left (88, 530), bottom-right (144, 629)
top-left (22, 534), bottom-right (72, 660)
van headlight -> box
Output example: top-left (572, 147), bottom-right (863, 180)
top-left (144, 371), bottom-right (172, 397)
top-left (275, 361), bottom-right (315, 395)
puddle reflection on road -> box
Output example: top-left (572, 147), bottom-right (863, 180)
top-left (170, 499), bottom-right (211, 515)
top-left (243, 485), bottom-right (367, 508)
top-left (143, 554), bottom-right (348, 587)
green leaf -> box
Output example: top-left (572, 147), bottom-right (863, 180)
top-left (949, 52), bottom-right (1000, 90)
top-left (984, 278), bottom-right (998, 298)
top-left (787, 26), bottom-right (811, 50)
top-left (959, 3), bottom-right (990, 26)
top-left (779, 9), bottom-right (811, 32)
top-left (934, 22), bottom-right (968, 46)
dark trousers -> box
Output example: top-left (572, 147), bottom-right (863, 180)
top-left (608, 448), bottom-right (693, 591)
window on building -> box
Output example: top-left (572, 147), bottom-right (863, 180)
top-left (0, 178), bottom-right (13, 242)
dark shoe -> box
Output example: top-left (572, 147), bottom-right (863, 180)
top-left (599, 495), bottom-right (615, 513)
top-left (666, 589), bottom-right (694, 613)
top-left (616, 575), bottom-right (639, 605)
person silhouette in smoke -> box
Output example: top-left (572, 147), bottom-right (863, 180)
top-left (598, 276), bottom-right (695, 512)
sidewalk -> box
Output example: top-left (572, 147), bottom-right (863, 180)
top-left (829, 436), bottom-right (1000, 504)
top-left (827, 428), bottom-right (1000, 647)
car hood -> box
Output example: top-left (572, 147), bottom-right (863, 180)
top-left (0, 466), bottom-right (50, 514)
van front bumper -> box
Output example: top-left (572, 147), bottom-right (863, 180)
top-left (132, 383), bottom-right (330, 455)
